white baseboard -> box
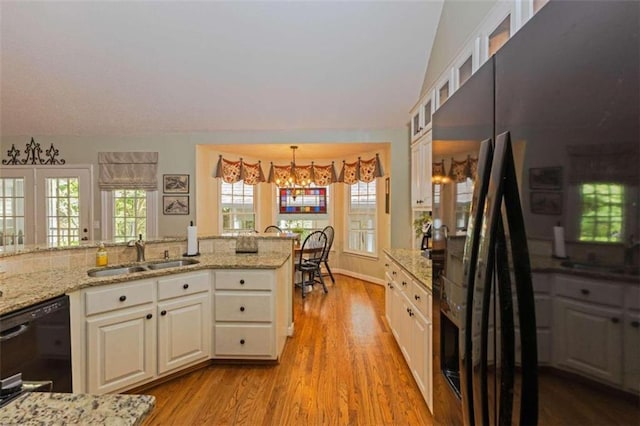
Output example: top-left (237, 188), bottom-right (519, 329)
top-left (332, 268), bottom-right (385, 286)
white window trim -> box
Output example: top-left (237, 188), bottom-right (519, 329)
top-left (343, 181), bottom-right (378, 259)
top-left (101, 190), bottom-right (158, 241)
top-left (218, 180), bottom-right (258, 233)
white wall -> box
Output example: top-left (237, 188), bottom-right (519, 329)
top-left (420, 0), bottom-right (497, 98)
top-left (1, 128), bottom-right (412, 250)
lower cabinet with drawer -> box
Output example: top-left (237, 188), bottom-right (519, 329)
top-left (213, 269), bottom-right (286, 360)
top-left (552, 274), bottom-right (624, 386)
top-left (383, 254), bottom-right (433, 413)
top-left (82, 271), bottom-right (211, 394)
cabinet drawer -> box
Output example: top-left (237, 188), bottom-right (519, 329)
top-left (215, 293), bottom-right (272, 322)
top-left (214, 324), bottom-right (273, 357)
top-left (555, 275), bottom-right (623, 307)
top-left (626, 286), bottom-right (640, 311)
top-left (85, 280), bottom-right (154, 316)
top-left (158, 272), bottom-right (210, 301)
top-left (410, 281), bottom-right (432, 320)
top-left (397, 270), bottom-right (412, 294)
top-left (214, 270), bottom-right (273, 291)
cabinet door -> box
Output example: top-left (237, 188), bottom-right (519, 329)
top-left (410, 309), bottom-right (433, 413)
top-left (157, 293), bottom-right (210, 375)
top-left (411, 135), bottom-right (433, 210)
top-left (384, 274), bottom-right (396, 333)
top-left (398, 293), bottom-right (414, 365)
top-left (553, 298), bottom-right (622, 385)
top-left (86, 305), bottom-right (155, 394)
top-left (623, 311), bottom-right (640, 393)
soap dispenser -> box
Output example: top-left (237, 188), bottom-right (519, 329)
top-left (96, 242), bottom-right (108, 267)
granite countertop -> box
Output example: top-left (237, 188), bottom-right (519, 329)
top-left (0, 392), bottom-right (154, 425)
top-left (0, 252), bottom-right (290, 315)
top-left (383, 248), bottom-right (432, 290)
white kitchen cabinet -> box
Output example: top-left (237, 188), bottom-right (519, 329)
top-left (553, 297), bottom-right (623, 386)
top-left (624, 310), bottom-right (640, 393)
top-left (410, 91), bottom-right (435, 142)
top-left (213, 269), bottom-right (287, 360)
top-left (411, 131), bottom-right (433, 210)
top-left (157, 272), bottom-right (211, 375)
top-left (86, 304), bottom-right (156, 394)
top-left (384, 254), bottom-right (433, 413)
top-left (83, 272), bottom-right (212, 393)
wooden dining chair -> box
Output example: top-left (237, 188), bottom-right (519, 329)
top-left (319, 225), bottom-right (335, 283)
top-left (295, 230), bottom-right (328, 298)
top-left (264, 225), bottom-right (282, 233)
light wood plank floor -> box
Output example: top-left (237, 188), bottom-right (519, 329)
top-left (141, 274), bottom-right (433, 425)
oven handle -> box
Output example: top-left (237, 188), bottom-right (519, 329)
top-left (0, 324), bottom-right (30, 342)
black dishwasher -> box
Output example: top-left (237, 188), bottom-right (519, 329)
top-left (0, 295), bottom-right (72, 393)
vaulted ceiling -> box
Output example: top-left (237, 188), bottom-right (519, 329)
top-left (0, 1), bottom-right (443, 137)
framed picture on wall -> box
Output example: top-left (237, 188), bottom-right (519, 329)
top-left (163, 196), bottom-right (189, 215)
top-left (529, 167), bottom-right (562, 190)
top-left (163, 174), bottom-right (189, 193)
top-left (530, 191), bottom-right (562, 215)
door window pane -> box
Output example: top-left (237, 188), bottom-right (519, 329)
top-left (45, 177), bottom-right (80, 246)
top-left (0, 178), bottom-right (26, 247)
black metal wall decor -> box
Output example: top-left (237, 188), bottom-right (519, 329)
top-left (2, 137), bottom-right (66, 165)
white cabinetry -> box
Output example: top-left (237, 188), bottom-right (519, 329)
top-left (411, 131), bottom-right (433, 210)
top-left (157, 272), bottom-right (211, 375)
top-left (84, 279), bottom-right (157, 394)
top-left (552, 275), bottom-right (624, 386)
top-left (384, 255), bottom-right (433, 412)
top-left (623, 285), bottom-right (640, 393)
top-left (213, 269), bottom-right (287, 360)
top-left (83, 271), bottom-right (211, 394)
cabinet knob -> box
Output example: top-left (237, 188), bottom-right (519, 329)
top-left (161, 310), bottom-right (167, 316)
top-left (611, 317), bottom-right (620, 324)
top-left (240, 339), bottom-right (245, 345)
top-left (631, 321), bottom-right (640, 328)
top-left (183, 283), bottom-right (189, 289)
top-left (119, 295), bottom-right (126, 302)
top-left (240, 306), bottom-right (245, 312)
top-left (392, 271), bottom-right (396, 276)
top-left (402, 281), bottom-right (407, 287)
top-left (580, 289), bottom-right (590, 296)
top-left (146, 313), bottom-right (153, 320)
top-left (385, 263), bottom-right (389, 267)
top-left (414, 294), bottom-right (420, 300)
top-left (240, 279), bottom-right (245, 285)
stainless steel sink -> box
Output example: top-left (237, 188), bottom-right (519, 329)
top-left (560, 260), bottom-right (639, 276)
top-left (87, 258), bottom-right (200, 277)
top-left (87, 265), bottom-right (148, 277)
top-left (146, 259), bottom-right (200, 270)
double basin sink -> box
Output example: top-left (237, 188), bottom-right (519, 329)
top-left (560, 260), bottom-right (639, 276)
top-left (87, 258), bottom-right (200, 278)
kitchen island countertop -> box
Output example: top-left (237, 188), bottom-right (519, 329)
top-left (0, 252), bottom-right (290, 316)
top-left (0, 392), bottom-right (155, 425)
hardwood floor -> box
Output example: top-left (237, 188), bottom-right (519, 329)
top-left (140, 274), bottom-right (433, 425)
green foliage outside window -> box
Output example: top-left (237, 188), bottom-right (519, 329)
top-left (114, 189), bottom-right (147, 242)
top-left (579, 183), bottom-right (623, 243)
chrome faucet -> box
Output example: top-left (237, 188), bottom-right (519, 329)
top-left (128, 234), bottom-right (145, 262)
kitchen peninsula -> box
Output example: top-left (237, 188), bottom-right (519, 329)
top-left (0, 234), bottom-right (296, 402)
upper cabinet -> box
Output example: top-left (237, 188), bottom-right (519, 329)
top-left (411, 131), bottom-right (433, 210)
top-left (410, 91), bottom-right (435, 143)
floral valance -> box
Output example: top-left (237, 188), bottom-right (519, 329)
top-left (213, 156), bottom-right (266, 185)
top-left (433, 155), bottom-right (478, 183)
top-left (213, 153), bottom-right (383, 186)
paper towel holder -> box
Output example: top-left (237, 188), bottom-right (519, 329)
top-left (184, 221), bottom-right (201, 257)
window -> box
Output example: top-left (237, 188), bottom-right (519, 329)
top-left (439, 81), bottom-right (450, 106)
top-left (45, 177), bottom-right (81, 246)
top-left (1, 166), bottom-right (91, 247)
top-left (347, 181), bottom-right (376, 255)
top-left (101, 190), bottom-right (157, 242)
top-left (0, 177), bottom-right (25, 247)
top-left (221, 181), bottom-right (255, 232)
top-left (488, 15), bottom-right (511, 56)
top-left (113, 190), bottom-right (147, 242)
top-left (455, 178), bottom-right (474, 232)
top-left (433, 183), bottom-right (442, 223)
top-left (579, 183), bottom-right (624, 242)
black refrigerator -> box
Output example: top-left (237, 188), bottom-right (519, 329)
top-left (431, 1), bottom-right (639, 425)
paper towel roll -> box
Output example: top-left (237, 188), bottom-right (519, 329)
top-left (553, 226), bottom-right (567, 258)
top-left (187, 224), bottom-right (198, 255)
